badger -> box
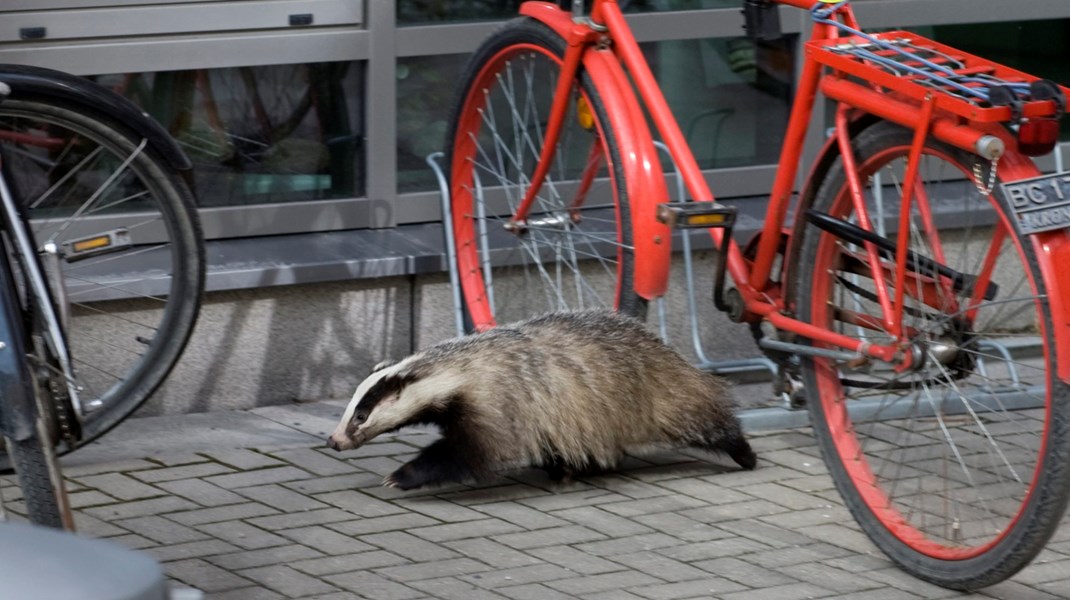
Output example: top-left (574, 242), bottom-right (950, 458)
top-left (327, 310), bottom-right (756, 490)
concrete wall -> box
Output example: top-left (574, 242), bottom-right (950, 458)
top-left (141, 250), bottom-right (766, 416)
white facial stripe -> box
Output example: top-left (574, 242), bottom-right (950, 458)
top-left (334, 356), bottom-right (416, 437)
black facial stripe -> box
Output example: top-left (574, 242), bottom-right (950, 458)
top-left (352, 372), bottom-right (415, 423)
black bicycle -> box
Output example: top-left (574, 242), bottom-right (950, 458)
top-left (0, 64), bottom-right (204, 528)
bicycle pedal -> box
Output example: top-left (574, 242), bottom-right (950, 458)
top-left (656, 202), bottom-right (736, 229)
top-left (61, 228), bottom-right (132, 263)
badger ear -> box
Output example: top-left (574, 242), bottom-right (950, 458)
top-left (370, 359), bottom-right (396, 375)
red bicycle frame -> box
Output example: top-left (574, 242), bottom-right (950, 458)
top-left (514, 0), bottom-right (1070, 380)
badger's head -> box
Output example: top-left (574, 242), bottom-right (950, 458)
top-left (326, 354), bottom-right (459, 451)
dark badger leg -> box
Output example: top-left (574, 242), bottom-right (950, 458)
top-left (384, 438), bottom-right (481, 490)
top-left (693, 420), bottom-right (757, 471)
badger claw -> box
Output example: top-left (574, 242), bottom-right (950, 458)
top-left (382, 475), bottom-right (400, 488)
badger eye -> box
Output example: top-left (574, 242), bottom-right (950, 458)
top-left (355, 411), bottom-right (368, 424)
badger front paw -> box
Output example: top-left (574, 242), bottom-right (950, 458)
top-left (383, 463), bottom-right (423, 490)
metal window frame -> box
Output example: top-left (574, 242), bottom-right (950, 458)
top-left (0, 0), bottom-right (1066, 241)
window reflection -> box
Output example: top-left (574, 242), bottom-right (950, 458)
top-left (94, 62), bottom-right (365, 208)
top-left (398, 0), bottom-right (739, 25)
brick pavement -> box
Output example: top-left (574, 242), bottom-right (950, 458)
top-left (2, 400), bottom-right (1069, 600)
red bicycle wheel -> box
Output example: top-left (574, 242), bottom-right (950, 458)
top-left (446, 18), bottom-right (644, 331)
top-left (797, 122), bottom-right (1070, 589)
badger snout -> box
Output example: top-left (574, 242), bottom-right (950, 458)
top-left (326, 431), bottom-right (354, 452)
top-left (326, 436), bottom-right (342, 451)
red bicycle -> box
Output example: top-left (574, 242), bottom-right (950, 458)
top-left (445, 0), bottom-right (1070, 590)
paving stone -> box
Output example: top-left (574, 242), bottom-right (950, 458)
top-left (62, 459), bottom-right (158, 478)
top-left (545, 571), bottom-right (661, 595)
top-left (201, 449), bottom-right (286, 470)
top-left (574, 533), bottom-right (682, 557)
top-left (325, 571), bottom-right (426, 599)
top-left (165, 558), bottom-right (253, 593)
top-left (396, 497), bottom-right (489, 522)
top-left (74, 473), bottom-right (164, 501)
top-left (444, 539), bottom-right (543, 569)
top-left (611, 551), bottom-right (711, 582)
top-left (716, 582), bottom-right (837, 600)
top-left (131, 462), bottom-right (236, 483)
top-left (797, 523), bottom-right (878, 555)
top-left (247, 508), bottom-right (354, 531)
top-left (580, 475), bottom-right (672, 499)
top-left (361, 531), bottom-right (461, 562)
top-left (527, 546), bottom-right (623, 575)
top-left (497, 583), bottom-right (576, 600)
top-left (146, 452), bottom-right (210, 467)
top-left (196, 520), bottom-right (290, 550)
top-left (410, 518), bottom-right (524, 543)
top-left (657, 536), bottom-right (771, 562)
top-left (208, 544), bottom-right (325, 570)
top-left (580, 590), bottom-right (647, 600)
top-left (492, 525), bottom-right (608, 550)
top-left (461, 563), bottom-right (577, 589)
top-left (694, 556), bottom-right (798, 588)
top-left (630, 577), bottom-right (747, 599)
top-left (237, 483), bottom-right (331, 512)
top-left (146, 539), bottom-right (242, 563)
top-left (821, 554), bottom-right (894, 574)
top-left (759, 506), bottom-right (853, 529)
top-left (706, 466), bottom-right (808, 487)
top-left (271, 447), bottom-right (360, 476)
top-left (631, 512), bottom-right (732, 542)
top-left (84, 496), bottom-right (197, 521)
top-left (350, 455), bottom-right (408, 477)
top-left (439, 485), bottom-right (551, 506)
top-left (114, 515), bottom-right (208, 545)
top-left (66, 490), bottom-right (118, 509)
top-left (552, 506), bottom-right (655, 537)
top-left (240, 564), bottom-right (341, 597)
top-left (204, 466), bottom-right (315, 489)
top-left (779, 562), bottom-right (883, 593)
top-left (206, 587), bottom-right (286, 600)
top-left (156, 479), bottom-right (246, 507)
top-left (376, 557), bottom-right (494, 582)
top-left (736, 482), bottom-right (832, 511)
top-left (473, 502), bottom-right (569, 529)
top-left (409, 577), bottom-right (509, 600)
top-left (814, 590), bottom-right (924, 600)
top-left (596, 495), bottom-right (709, 518)
top-left (741, 542), bottom-right (856, 569)
top-left (279, 525), bottom-right (375, 555)
top-left (716, 519), bottom-right (816, 549)
top-left (316, 489), bottom-right (408, 517)
top-left (653, 479), bottom-right (754, 505)
top-left (328, 513), bottom-right (439, 536)
top-left (168, 502), bottom-right (279, 526)
top-left (1014, 558), bottom-right (1070, 585)
top-left (286, 472), bottom-right (383, 494)
top-left (863, 568), bottom-right (967, 598)
top-left (517, 489), bottom-right (630, 512)
top-left (106, 533), bottom-right (157, 550)
top-left (72, 512), bottom-right (129, 537)
top-left (291, 551), bottom-right (410, 576)
top-left (681, 499), bottom-right (792, 523)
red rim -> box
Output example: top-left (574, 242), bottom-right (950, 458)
top-left (450, 43), bottom-right (625, 331)
top-left (810, 144), bottom-right (1051, 560)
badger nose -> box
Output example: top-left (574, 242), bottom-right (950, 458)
top-left (326, 437), bottom-right (340, 451)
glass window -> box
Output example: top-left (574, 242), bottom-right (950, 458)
top-left (397, 53), bottom-right (469, 193)
top-left (398, 0), bottom-right (738, 25)
top-left (94, 61), bottom-right (365, 208)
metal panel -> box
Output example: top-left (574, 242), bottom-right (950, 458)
top-left (0, 29), bottom-right (368, 75)
top-left (0, 1), bottom-right (362, 43)
top-left (365, 0), bottom-right (397, 228)
top-left (853, 0), bottom-right (1070, 27)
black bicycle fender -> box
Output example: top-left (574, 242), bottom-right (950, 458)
top-left (0, 254), bottom-right (37, 442)
top-left (0, 63), bottom-right (193, 172)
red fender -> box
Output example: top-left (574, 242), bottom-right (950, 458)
top-left (521, 3), bottom-right (672, 300)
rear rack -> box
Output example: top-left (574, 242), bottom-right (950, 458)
top-left (806, 30), bottom-right (1067, 123)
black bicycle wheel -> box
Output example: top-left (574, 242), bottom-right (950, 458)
top-left (447, 17), bottom-right (645, 332)
top-left (0, 96), bottom-right (204, 453)
top-left (5, 434), bottom-right (64, 529)
top-left (796, 121), bottom-right (1070, 589)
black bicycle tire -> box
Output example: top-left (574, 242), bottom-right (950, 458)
top-left (796, 121), bottom-right (1070, 589)
top-left (445, 17), bottom-right (646, 331)
top-left (6, 434), bottom-right (64, 528)
top-left (0, 96), bottom-right (205, 452)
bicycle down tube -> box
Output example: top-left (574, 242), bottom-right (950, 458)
top-left (514, 0), bottom-right (1070, 375)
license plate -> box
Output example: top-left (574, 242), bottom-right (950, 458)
top-left (1002, 171), bottom-right (1070, 235)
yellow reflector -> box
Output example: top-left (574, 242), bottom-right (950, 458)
top-left (576, 97), bottom-right (595, 130)
top-left (685, 213), bottom-right (727, 226)
top-left (71, 236), bottom-right (112, 253)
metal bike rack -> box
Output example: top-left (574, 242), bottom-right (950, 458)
top-left (426, 150), bottom-right (777, 383)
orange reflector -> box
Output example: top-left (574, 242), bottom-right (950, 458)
top-left (71, 236), bottom-right (112, 253)
top-left (576, 97), bottom-right (595, 130)
top-left (685, 213), bottom-right (728, 226)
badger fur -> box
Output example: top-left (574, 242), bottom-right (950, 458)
top-left (327, 310), bottom-right (756, 490)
